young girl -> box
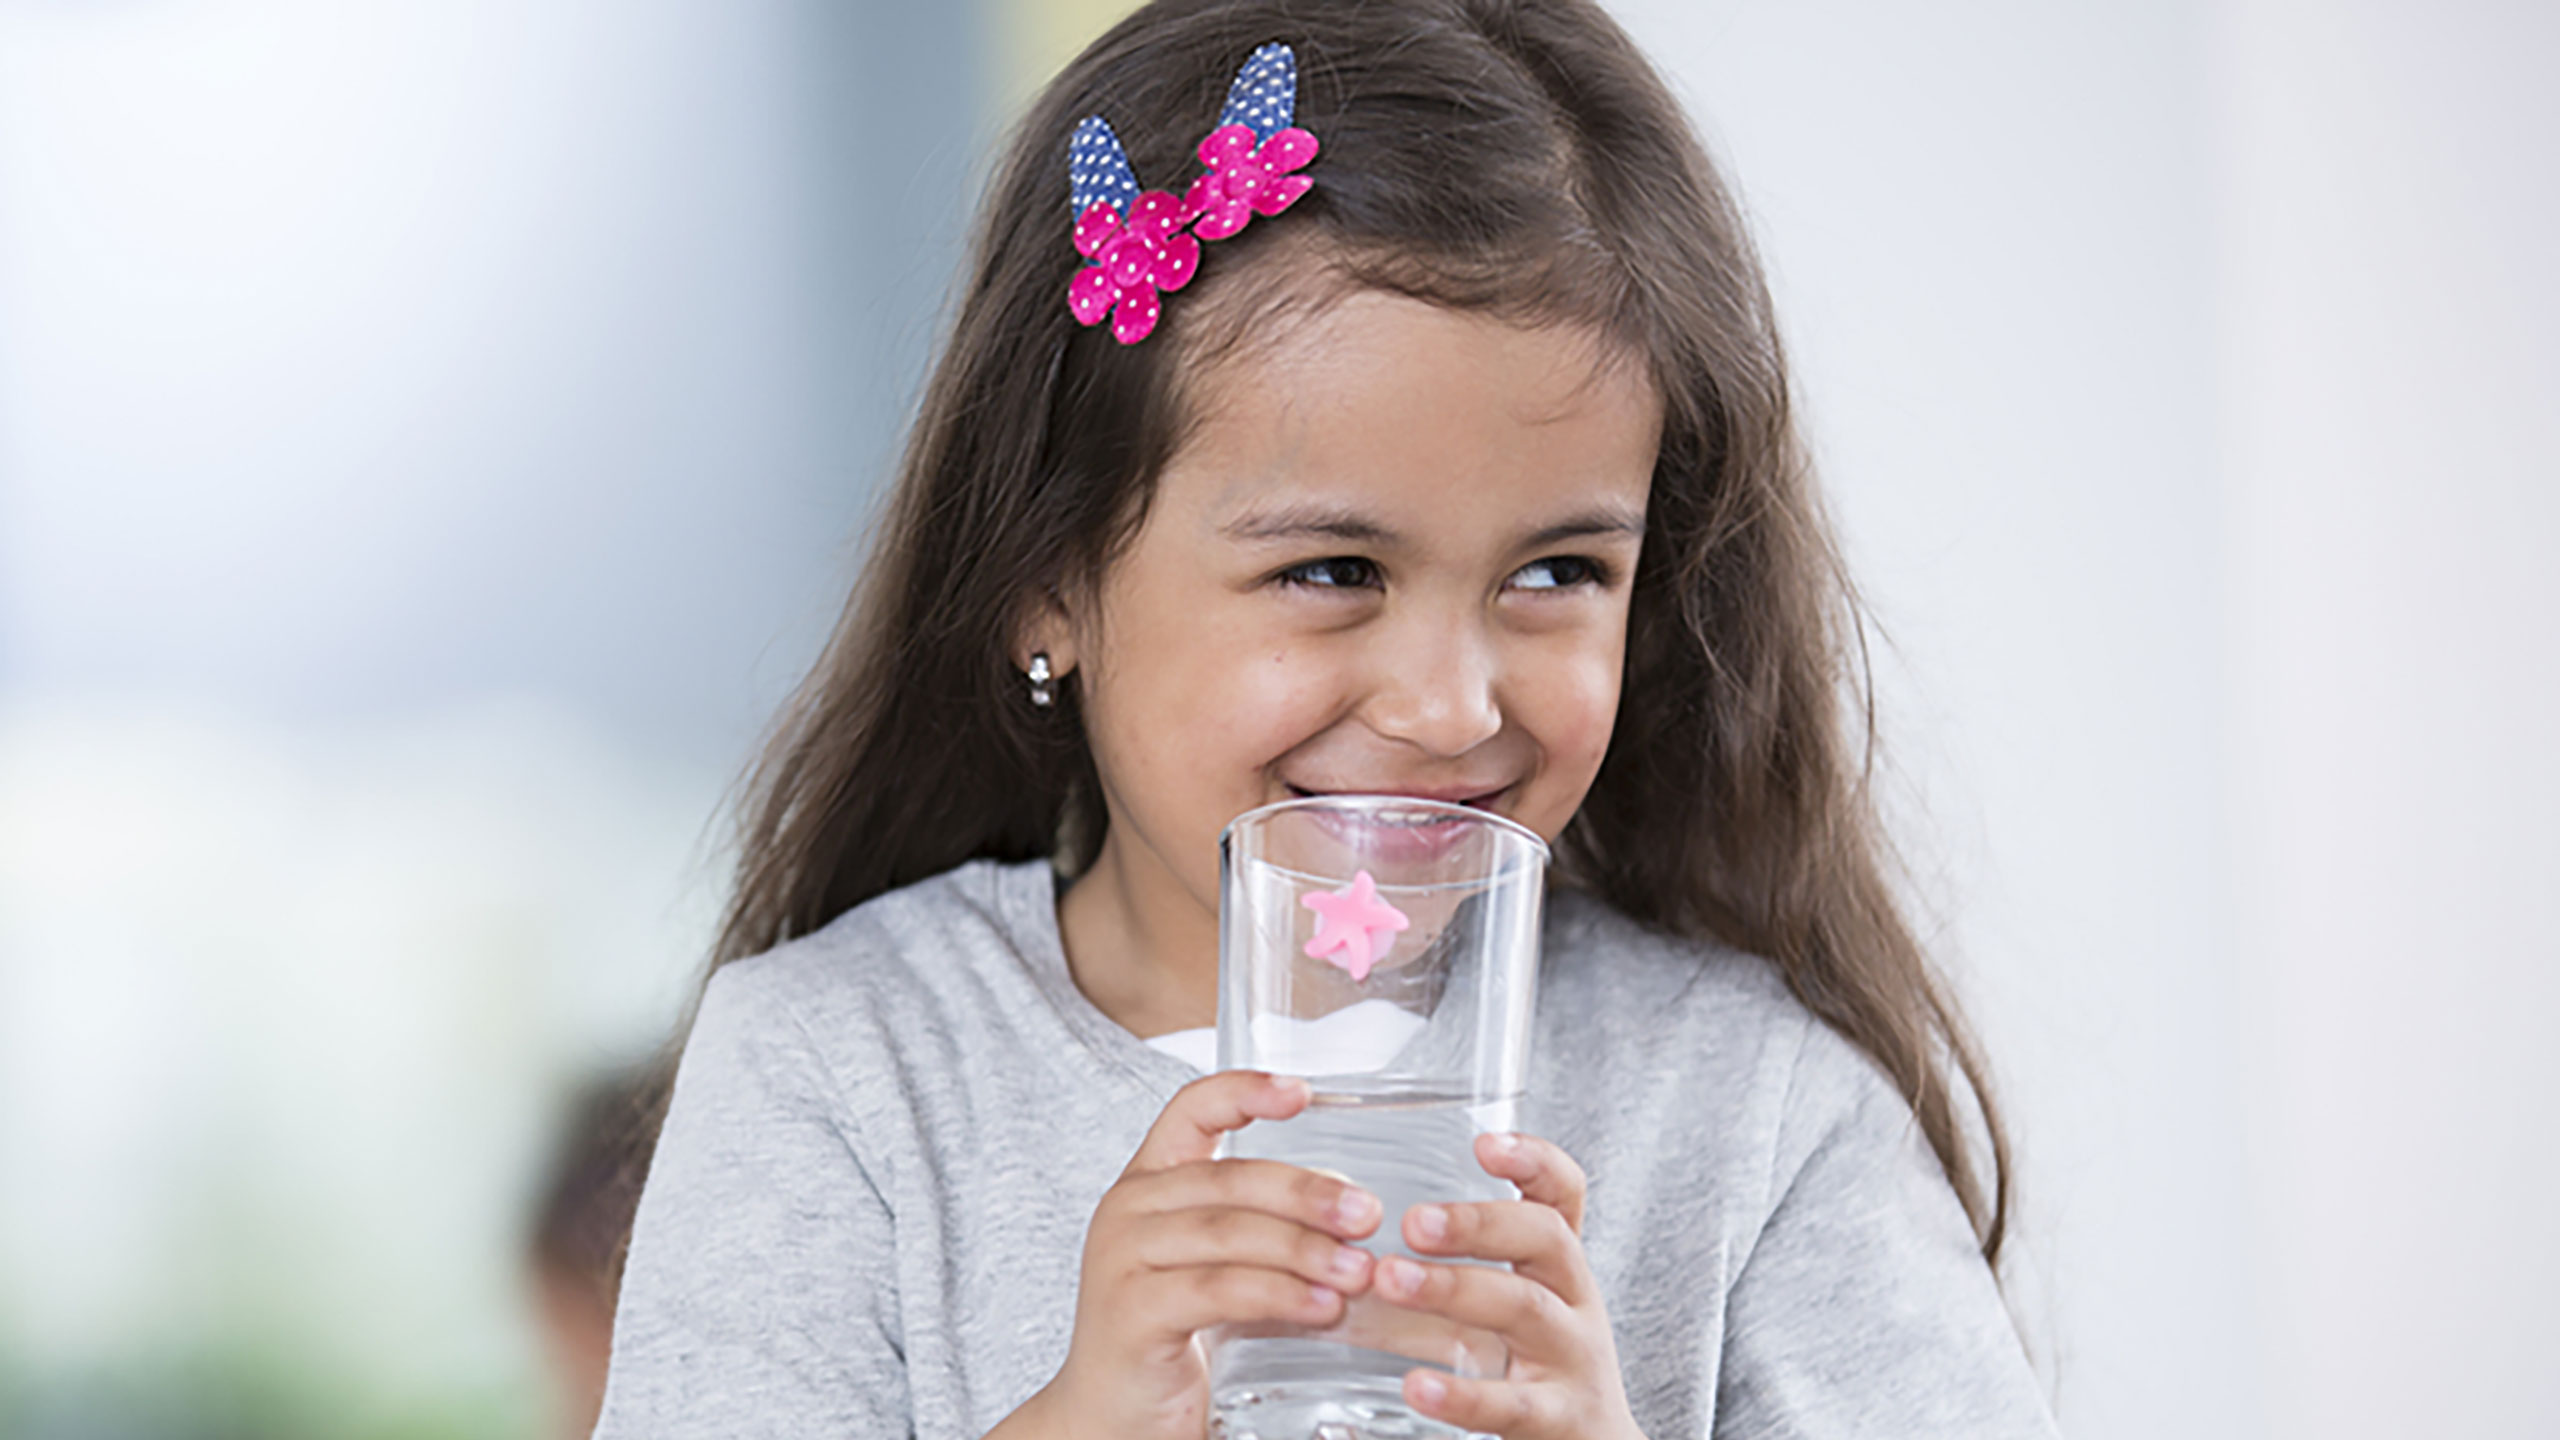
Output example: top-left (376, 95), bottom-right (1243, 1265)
top-left (595, 2), bottom-right (2054, 1437)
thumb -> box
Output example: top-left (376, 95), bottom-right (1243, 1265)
top-left (1125, 1069), bottom-right (1310, 1175)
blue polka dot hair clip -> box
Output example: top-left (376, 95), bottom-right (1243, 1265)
top-left (1066, 42), bottom-right (1320, 345)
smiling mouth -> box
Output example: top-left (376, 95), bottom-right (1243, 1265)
top-left (1285, 782), bottom-right (1509, 809)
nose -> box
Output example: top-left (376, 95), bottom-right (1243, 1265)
top-left (1359, 609), bottom-right (1504, 759)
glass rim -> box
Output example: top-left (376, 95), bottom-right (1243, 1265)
top-left (1218, 791), bottom-right (1553, 865)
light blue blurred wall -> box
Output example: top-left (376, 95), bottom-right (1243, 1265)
top-left (0, 0), bottom-right (983, 769)
top-left (0, 1), bottom-right (985, 1428)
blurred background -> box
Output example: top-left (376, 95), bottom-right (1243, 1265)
top-left (0, 0), bottom-right (2550, 1436)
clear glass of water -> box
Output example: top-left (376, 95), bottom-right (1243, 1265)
top-left (1207, 794), bottom-right (1548, 1440)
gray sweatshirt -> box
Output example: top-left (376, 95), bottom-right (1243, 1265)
top-left (595, 859), bottom-right (2055, 1439)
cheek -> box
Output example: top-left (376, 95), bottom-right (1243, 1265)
top-left (1218, 639), bottom-right (1351, 767)
top-left (1085, 609), bottom-right (1345, 789)
top-left (1546, 651), bottom-right (1624, 770)
top-left (1516, 630), bottom-right (1628, 813)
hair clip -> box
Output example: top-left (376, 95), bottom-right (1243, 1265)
top-left (1185, 43), bottom-right (1319, 241)
top-left (1065, 42), bottom-right (1320, 345)
top-left (1067, 118), bottom-right (1203, 346)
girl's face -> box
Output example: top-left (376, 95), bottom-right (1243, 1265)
top-left (1039, 289), bottom-right (1662, 926)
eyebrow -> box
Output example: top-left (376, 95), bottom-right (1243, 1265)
top-left (1519, 503), bottom-right (1648, 549)
top-left (1219, 503), bottom-right (1400, 545)
top-left (1218, 500), bottom-right (1647, 549)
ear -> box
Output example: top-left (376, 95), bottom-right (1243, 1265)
top-left (1011, 587), bottom-right (1081, 682)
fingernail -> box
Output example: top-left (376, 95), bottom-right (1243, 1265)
top-left (1380, 1256), bottom-right (1423, 1298)
top-left (1411, 1370), bottom-right (1448, 1406)
top-left (1332, 1188), bottom-right (1380, 1229)
top-left (1329, 1245), bottom-right (1369, 1282)
top-left (1412, 1204), bottom-right (1449, 1243)
top-left (1270, 1075), bottom-right (1310, 1102)
top-left (1489, 1132), bottom-right (1522, 1155)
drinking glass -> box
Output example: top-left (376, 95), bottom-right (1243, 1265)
top-left (1206, 794), bottom-right (1548, 1440)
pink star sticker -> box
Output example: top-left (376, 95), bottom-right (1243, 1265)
top-left (1301, 870), bottom-right (1410, 983)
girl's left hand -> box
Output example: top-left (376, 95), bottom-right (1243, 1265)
top-left (1370, 1131), bottom-right (1646, 1440)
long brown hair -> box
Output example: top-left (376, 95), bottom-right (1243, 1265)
top-left (696, 0), bottom-right (2010, 1261)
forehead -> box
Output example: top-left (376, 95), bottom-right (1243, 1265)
top-left (1161, 290), bottom-right (1662, 535)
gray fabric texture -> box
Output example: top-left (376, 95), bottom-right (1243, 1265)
top-left (594, 858), bottom-right (2057, 1439)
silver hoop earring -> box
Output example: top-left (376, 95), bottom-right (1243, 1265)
top-left (1027, 653), bottom-right (1055, 708)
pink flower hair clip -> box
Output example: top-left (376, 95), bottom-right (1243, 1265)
top-left (1065, 42), bottom-right (1320, 345)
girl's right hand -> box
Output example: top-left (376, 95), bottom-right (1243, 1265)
top-left (1017, 1069), bottom-right (1385, 1440)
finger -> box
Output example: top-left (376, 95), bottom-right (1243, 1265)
top-left (1474, 1131), bottom-right (1586, 1233)
top-left (1116, 1157), bottom-right (1383, 1240)
top-left (1128, 1206), bottom-right (1376, 1294)
top-left (1405, 1368), bottom-right (1577, 1440)
top-left (1373, 1255), bottom-right (1584, 1364)
top-left (1130, 1263), bottom-right (1348, 1338)
top-left (1126, 1071), bottom-right (1309, 1175)
top-left (1402, 1198), bottom-right (1594, 1306)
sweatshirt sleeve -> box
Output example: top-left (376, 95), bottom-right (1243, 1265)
top-left (594, 961), bottom-right (912, 1439)
top-left (1710, 1026), bottom-right (2056, 1439)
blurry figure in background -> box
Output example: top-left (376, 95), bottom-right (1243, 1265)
top-left (526, 1070), bottom-right (659, 1440)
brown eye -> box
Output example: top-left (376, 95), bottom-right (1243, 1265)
top-left (1280, 557), bottom-right (1382, 590)
top-left (1508, 556), bottom-right (1605, 591)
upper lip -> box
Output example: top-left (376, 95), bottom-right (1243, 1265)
top-left (1286, 781), bottom-right (1510, 806)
